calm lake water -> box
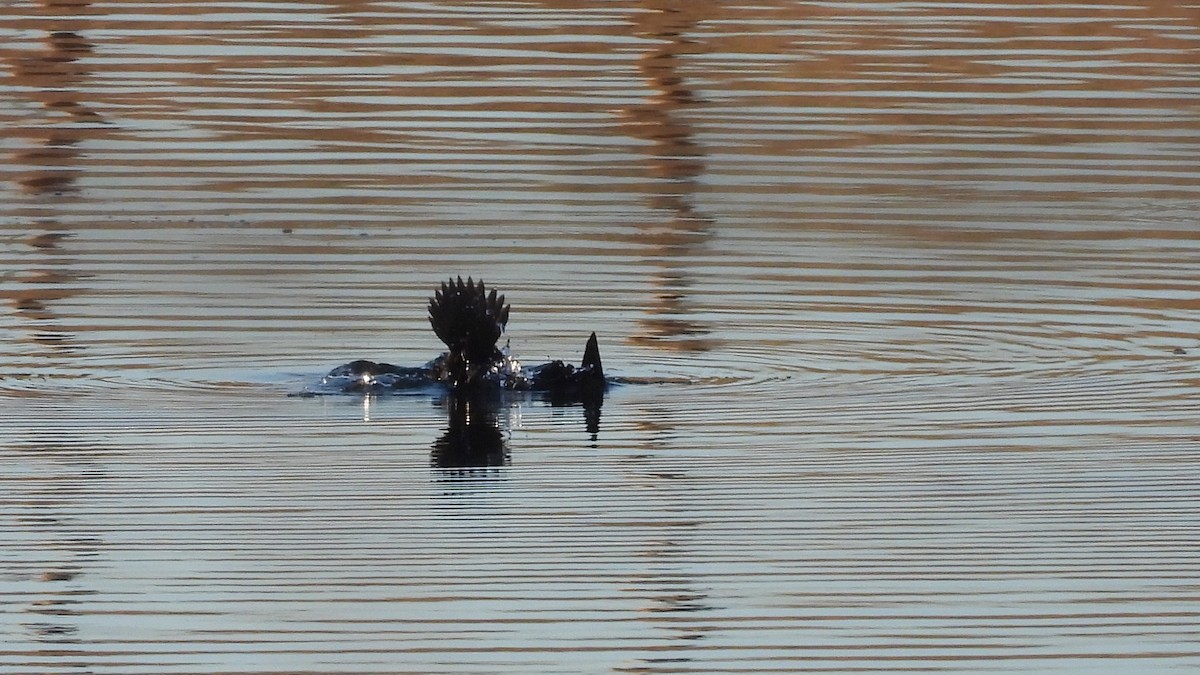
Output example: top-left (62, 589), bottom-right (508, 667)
top-left (2, 1), bottom-right (1199, 673)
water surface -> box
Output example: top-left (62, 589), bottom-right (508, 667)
top-left (2, 1), bottom-right (1199, 673)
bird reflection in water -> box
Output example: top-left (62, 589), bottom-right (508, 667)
top-left (430, 393), bottom-right (509, 470)
top-left (430, 388), bottom-right (604, 471)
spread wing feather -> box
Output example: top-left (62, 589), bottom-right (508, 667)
top-left (428, 276), bottom-right (509, 361)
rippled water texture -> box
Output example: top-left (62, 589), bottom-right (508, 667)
top-left (3, 1), bottom-right (1200, 673)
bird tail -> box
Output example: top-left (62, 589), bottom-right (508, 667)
top-left (582, 331), bottom-right (603, 379)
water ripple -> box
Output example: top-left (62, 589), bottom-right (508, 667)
top-left (3, 0), bottom-right (1200, 672)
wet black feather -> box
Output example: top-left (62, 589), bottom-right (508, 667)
top-left (427, 276), bottom-right (509, 364)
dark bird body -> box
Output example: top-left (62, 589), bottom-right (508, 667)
top-left (324, 277), bottom-right (605, 395)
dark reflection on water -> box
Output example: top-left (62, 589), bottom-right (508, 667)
top-left (4, 0), bottom-right (104, 362)
top-left (627, 1), bottom-right (716, 354)
top-left (431, 387), bottom-right (604, 470)
top-left (9, 437), bottom-right (107, 659)
top-left (540, 386), bottom-right (605, 441)
top-left (430, 393), bottom-right (509, 470)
